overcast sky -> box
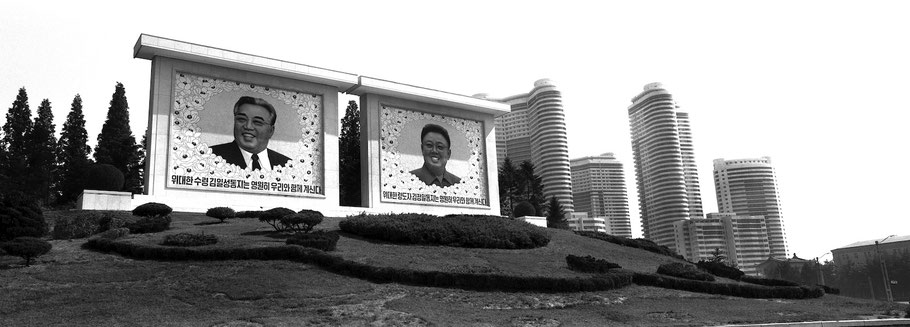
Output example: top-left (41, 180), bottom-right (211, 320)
top-left (2, 0), bottom-right (909, 261)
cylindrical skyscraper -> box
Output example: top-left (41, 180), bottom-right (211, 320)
top-left (490, 79), bottom-right (574, 214)
top-left (628, 82), bottom-right (704, 251)
top-left (713, 157), bottom-right (789, 259)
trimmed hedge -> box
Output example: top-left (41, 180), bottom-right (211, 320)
top-left (696, 260), bottom-right (745, 280)
top-left (817, 284), bottom-right (840, 295)
top-left (94, 228), bottom-right (130, 240)
top-left (740, 275), bottom-right (800, 287)
top-left (82, 237), bottom-right (632, 293)
top-left (84, 163), bottom-right (124, 192)
top-left (132, 202), bottom-right (173, 217)
top-left (566, 254), bottom-right (621, 273)
top-left (513, 201), bottom-right (536, 217)
top-left (339, 213), bottom-right (550, 249)
top-left (205, 207), bottom-right (236, 222)
top-left (52, 211), bottom-right (106, 240)
top-left (1, 236), bottom-right (52, 266)
top-left (162, 233), bottom-right (218, 247)
top-left (575, 231), bottom-right (684, 260)
top-left (235, 210), bottom-right (263, 219)
top-left (633, 272), bottom-right (824, 299)
top-left (657, 262), bottom-right (715, 282)
top-left (127, 215), bottom-right (171, 234)
top-left (286, 230), bottom-right (339, 251)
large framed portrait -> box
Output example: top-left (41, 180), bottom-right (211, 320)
top-left (166, 72), bottom-right (324, 197)
top-left (379, 105), bottom-right (489, 207)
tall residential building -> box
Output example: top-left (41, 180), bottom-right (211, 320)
top-left (628, 82), bottom-right (704, 252)
top-left (713, 157), bottom-right (789, 259)
top-left (570, 153), bottom-right (633, 237)
top-left (674, 213), bottom-right (772, 275)
top-left (484, 79), bottom-right (574, 214)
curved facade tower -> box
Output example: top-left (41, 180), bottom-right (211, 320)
top-left (628, 83), bottom-right (704, 251)
top-left (489, 79), bottom-right (574, 214)
top-left (713, 157), bottom-right (789, 259)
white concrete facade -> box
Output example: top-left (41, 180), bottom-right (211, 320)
top-left (674, 213), bottom-right (772, 275)
top-left (570, 153), bottom-right (633, 238)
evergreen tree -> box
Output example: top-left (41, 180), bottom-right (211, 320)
top-left (23, 99), bottom-right (58, 202)
top-left (94, 82), bottom-right (140, 189)
top-left (545, 196), bottom-right (568, 229)
top-left (518, 161), bottom-right (546, 215)
top-left (125, 130), bottom-right (147, 194)
top-left (56, 94), bottom-right (92, 203)
top-left (498, 157), bottom-right (518, 216)
top-left (1, 87), bottom-right (33, 194)
top-left (338, 100), bottom-right (361, 206)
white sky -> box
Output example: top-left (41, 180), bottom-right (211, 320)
top-left (2, 0), bottom-right (908, 261)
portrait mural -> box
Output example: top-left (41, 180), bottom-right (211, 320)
top-left (167, 72), bottom-right (324, 197)
top-left (379, 105), bottom-right (489, 207)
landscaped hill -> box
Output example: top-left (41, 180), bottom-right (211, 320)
top-left (1, 210), bottom-right (907, 326)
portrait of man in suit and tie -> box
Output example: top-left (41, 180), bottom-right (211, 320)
top-left (209, 96), bottom-right (290, 170)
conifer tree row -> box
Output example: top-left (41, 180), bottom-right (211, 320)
top-left (56, 94), bottom-right (92, 203)
top-left (24, 99), bottom-right (58, 202)
top-left (1, 87), bottom-right (34, 193)
top-left (94, 82), bottom-right (142, 193)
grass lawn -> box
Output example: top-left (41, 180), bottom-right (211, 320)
top-left (1, 211), bottom-right (907, 326)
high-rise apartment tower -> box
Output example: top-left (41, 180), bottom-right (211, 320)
top-left (713, 157), bottom-right (788, 259)
top-left (570, 153), bottom-right (632, 237)
top-left (628, 82), bottom-right (704, 251)
top-left (484, 79), bottom-right (574, 214)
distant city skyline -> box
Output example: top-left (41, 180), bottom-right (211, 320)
top-left (2, 1), bottom-right (909, 261)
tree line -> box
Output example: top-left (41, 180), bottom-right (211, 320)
top-left (764, 251), bottom-right (910, 302)
top-left (0, 83), bottom-right (145, 205)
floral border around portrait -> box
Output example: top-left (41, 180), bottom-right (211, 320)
top-left (167, 72), bottom-right (325, 197)
top-left (379, 105), bottom-right (489, 207)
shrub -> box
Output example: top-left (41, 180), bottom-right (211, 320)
top-left (95, 227), bottom-right (130, 240)
top-left (206, 207), bottom-right (236, 223)
top-left (1, 236), bottom-right (52, 266)
top-left (162, 233), bottom-right (218, 247)
top-left (127, 215), bottom-right (171, 234)
top-left (281, 209), bottom-right (324, 233)
top-left (259, 207), bottom-right (296, 231)
top-left (286, 230), bottom-right (339, 251)
top-left (657, 262), bottom-right (715, 282)
top-left (132, 202), bottom-right (173, 217)
top-left (632, 272), bottom-right (824, 299)
top-left (696, 260), bottom-right (745, 280)
top-left (235, 210), bottom-right (263, 218)
top-left (0, 193), bottom-right (48, 241)
top-left (513, 201), bottom-right (536, 218)
top-left (52, 211), bottom-right (106, 240)
top-left (83, 163), bottom-right (124, 191)
top-left (740, 275), bottom-right (800, 287)
top-left (98, 210), bottom-right (134, 231)
top-left (575, 231), bottom-right (684, 260)
top-left (339, 213), bottom-right (550, 249)
top-left (566, 254), bottom-right (621, 273)
top-left (817, 284), bottom-right (840, 295)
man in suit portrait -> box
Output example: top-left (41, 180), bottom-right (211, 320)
top-left (409, 123), bottom-right (461, 187)
top-left (210, 96), bottom-right (290, 170)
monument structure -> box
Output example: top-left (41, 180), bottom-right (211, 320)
top-left (106, 34), bottom-right (508, 216)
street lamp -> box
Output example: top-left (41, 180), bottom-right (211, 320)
top-left (815, 252), bottom-right (831, 286)
top-left (874, 235), bottom-right (896, 302)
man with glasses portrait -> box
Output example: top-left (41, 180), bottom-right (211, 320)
top-left (209, 96), bottom-right (290, 171)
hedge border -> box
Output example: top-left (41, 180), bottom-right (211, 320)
top-left (633, 272), bottom-right (824, 299)
top-left (83, 238), bottom-right (631, 293)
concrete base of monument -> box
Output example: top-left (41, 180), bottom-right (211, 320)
top-left (78, 190), bottom-right (134, 211)
top-left (129, 193), bottom-right (496, 218)
top-left (517, 216), bottom-right (547, 228)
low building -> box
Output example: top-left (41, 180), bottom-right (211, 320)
top-left (755, 254), bottom-right (815, 279)
top-left (831, 235), bottom-right (910, 267)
